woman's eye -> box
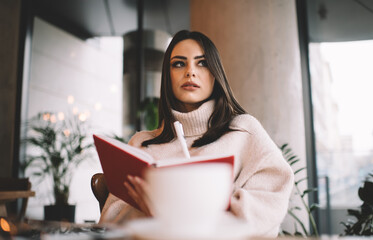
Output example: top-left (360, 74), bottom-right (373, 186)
top-left (198, 60), bottom-right (208, 67)
top-left (171, 61), bottom-right (185, 68)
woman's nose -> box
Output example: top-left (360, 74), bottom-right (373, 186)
top-left (186, 66), bottom-right (196, 78)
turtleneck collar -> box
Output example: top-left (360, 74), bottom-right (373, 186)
top-left (171, 100), bottom-right (215, 137)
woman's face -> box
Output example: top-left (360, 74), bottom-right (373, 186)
top-left (170, 39), bottom-right (215, 112)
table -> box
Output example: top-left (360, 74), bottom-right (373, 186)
top-left (0, 218), bottom-right (370, 240)
top-left (0, 191), bottom-right (35, 217)
top-left (0, 218), bottom-right (132, 239)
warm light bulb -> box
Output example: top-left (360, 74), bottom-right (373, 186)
top-left (58, 112), bottom-right (65, 121)
top-left (67, 95), bottom-right (74, 104)
top-left (72, 107), bottom-right (79, 115)
top-left (79, 113), bottom-right (87, 122)
top-left (63, 129), bottom-right (71, 137)
top-left (43, 113), bottom-right (50, 121)
top-left (50, 114), bottom-right (57, 123)
top-left (0, 218), bottom-right (10, 232)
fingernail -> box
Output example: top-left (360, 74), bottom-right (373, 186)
top-left (135, 176), bottom-right (142, 183)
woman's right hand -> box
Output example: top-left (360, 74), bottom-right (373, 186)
top-left (124, 175), bottom-right (153, 217)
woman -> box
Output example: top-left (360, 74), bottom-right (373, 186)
top-left (100, 30), bottom-right (294, 237)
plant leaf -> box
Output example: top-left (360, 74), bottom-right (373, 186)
top-left (295, 177), bottom-right (308, 185)
top-left (280, 143), bottom-right (288, 151)
top-left (310, 203), bottom-right (319, 212)
top-left (289, 159), bottom-right (300, 166)
top-left (294, 167), bottom-right (307, 175)
top-left (301, 188), bottom-right (318, 198)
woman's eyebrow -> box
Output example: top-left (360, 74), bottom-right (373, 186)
top-left (194, 55), bottom-right (205, 59)
top-left (170, 55), bottom-right (205, 60)
top-left (171, 55), bottom-right (187, 60)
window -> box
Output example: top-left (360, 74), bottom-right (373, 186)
top-left (309, 40), bottom-right (373, 234)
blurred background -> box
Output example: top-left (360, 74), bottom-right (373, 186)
top-left (1, 0), bottom-right (373, 236)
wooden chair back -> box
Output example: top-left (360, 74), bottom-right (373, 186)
top-left (91, 173), bottom-right (109, 212)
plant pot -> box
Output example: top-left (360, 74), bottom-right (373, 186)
top-left (44, 205), bottom-right (75, 222)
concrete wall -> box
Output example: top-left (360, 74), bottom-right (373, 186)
top-left (0, 0), bottom-right (20, 177)
top-left (190, 0), bottom-right (308, 233)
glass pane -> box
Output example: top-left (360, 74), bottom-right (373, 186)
top-left (309, 40), bottom-right (373, 234)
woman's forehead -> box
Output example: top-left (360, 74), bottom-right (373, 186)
top-left (171, 39), bottom-right (204, 58)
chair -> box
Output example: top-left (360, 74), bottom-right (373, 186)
top-left (0, 177), bottom-right (33, 220)
top-left (91, 173), bottom-right (109, 212)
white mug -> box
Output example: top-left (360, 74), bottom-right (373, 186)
top-left (144, 162), bottom-right (232, 237)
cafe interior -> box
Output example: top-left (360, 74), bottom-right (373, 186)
top-left (1, 0), bottom-right (373, 239)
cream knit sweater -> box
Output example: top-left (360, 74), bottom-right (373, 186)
top-left (100, 100), bottom-right (294, 237)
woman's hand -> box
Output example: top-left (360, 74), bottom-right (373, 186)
top-left (124, 175), bottom-right (153, 216)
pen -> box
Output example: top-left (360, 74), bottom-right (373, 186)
top-left (173, 121), bottom-right (191, 159)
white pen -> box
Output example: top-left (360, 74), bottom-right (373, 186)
top-left (173, 121), bottom-right (191, 159)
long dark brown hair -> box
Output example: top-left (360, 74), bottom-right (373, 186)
top-left (142, 30), bottom-right (246, 147)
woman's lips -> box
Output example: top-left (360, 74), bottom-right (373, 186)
top-left (181, 81), bottom-right (200, 90)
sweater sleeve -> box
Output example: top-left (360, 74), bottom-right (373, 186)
top-left (99, 193), bottom-right (145, 224)
top-left (229, 115), bottom-right (294, 237)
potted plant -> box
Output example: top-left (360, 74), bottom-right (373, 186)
top-left (22, 112), bottom-right (93, 222)
top-left (342, 172), bottom-right (373, 236)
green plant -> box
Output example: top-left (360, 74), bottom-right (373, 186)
top-left (280, 143), bottom-right (319, 237)
top-left (22, 112), bottom-right (93, 205)
top-left (138, 97), bottom-right (159, 130)
top-left (341, 172), bottom-right (373, 236)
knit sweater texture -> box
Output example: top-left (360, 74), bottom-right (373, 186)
top-left (99, 100), bottom-right (294, 237)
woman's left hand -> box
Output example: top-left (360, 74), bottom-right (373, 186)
top-left (124, 175), bottom-right (153, 216)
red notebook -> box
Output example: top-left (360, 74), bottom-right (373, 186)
top-left (93, 134), bottom-right (234, 210)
